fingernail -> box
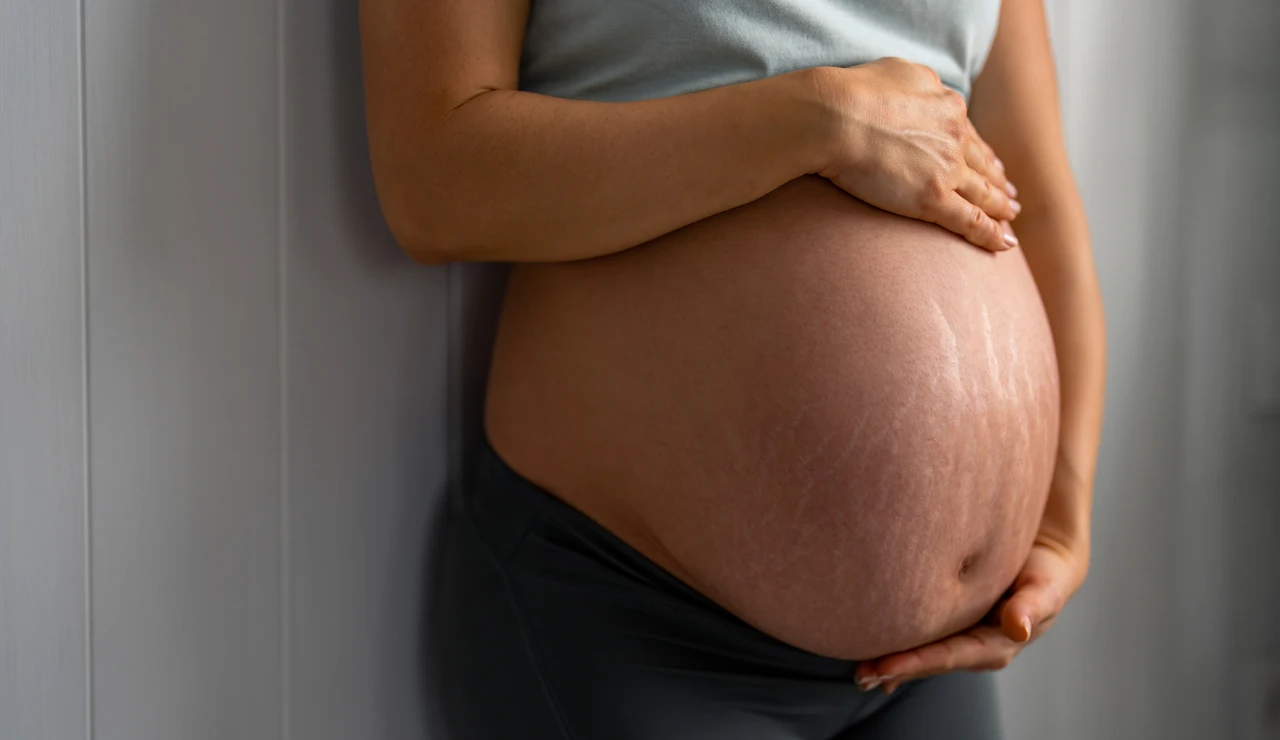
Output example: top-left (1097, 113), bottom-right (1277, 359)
top-left (857, 677), bottom-right (883, 691)
top-left (1009, 199), bottom-right (1022, 215)
top-left (1003, 230), bottom-right (1019, 249)
top-left (1005, 181), bottom-right (1018, 198)
top-left (994, 156), bottom-right (1006, 171)
top-left (1020, 616), bottom-right (1033, 642)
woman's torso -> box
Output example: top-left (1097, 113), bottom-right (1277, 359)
top-left (484, 0), bottom-right (1060, 661)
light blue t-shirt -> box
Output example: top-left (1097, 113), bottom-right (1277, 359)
top-left (518, 0), bottom-right (1002, 103)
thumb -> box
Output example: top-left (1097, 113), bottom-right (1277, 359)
top-left (1000, 580), bottom-right (1060, 643)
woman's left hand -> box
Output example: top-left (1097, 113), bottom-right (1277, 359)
top-left (853, 529), bottom-right (1090, 695)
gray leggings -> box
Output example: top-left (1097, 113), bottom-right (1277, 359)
top-left (430, 436), bottom-right (1006, 739)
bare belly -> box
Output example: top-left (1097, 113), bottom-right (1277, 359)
top-left (483, 174), bottom-right (1061, 660)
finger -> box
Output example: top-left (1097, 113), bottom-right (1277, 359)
top-left (916, 639), bottom-right (1021, 678)
top-left (965, 118), bottom-right (1017, 199)
top-left (874, 626), bottom-right (1013, 678)
top-left (884, 649), bottom-right (1017, 694)
top-left (969, 653), bottom-right (1019, 672)
top-left (1001, 580), bottom-right (1065, 643)
top-left (855, 660), bottom-right (899, 692)
top-left (925, 191), bottom-right (1018, 252)
top-left (854, 661), bottom-right (880, 688)
top-left (955, 167), bottom-right (1018, 222)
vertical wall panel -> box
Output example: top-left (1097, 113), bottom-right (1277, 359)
top-left (84, 2), bottom-right (282, 738)
top-left (1191, 5), bottom-right (1280, 739)
top-left (0, 1), bottom-right (89, 738)
top-left (280, 1), bottom-right (453, 737)
top-left (1082, 0), bottom-right (1197, 734)
top-left (1180, 118), bottom-right (1250, 740)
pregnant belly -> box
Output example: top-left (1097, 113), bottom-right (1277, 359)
top-left (483, 174), bottom-right (1061, 660)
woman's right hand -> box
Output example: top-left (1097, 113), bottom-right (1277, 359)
top-left (808, 57), bottom-right (1021, 252)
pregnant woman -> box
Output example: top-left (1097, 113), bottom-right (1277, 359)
top-left (360, 0), bottom-right (1105, 737)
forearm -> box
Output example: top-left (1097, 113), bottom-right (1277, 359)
top-left (372, 70), bottom-right (827, 264)
top-left (1016, 203), bottom-right (1106, 551)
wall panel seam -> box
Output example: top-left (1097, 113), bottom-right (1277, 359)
top-left (77, 0), bottom-right (94, 735)
top-left (276, 0), bottom-right (291, 738)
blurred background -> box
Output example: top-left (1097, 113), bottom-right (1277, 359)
top-left (1, 0), bottom-right (1276, 738)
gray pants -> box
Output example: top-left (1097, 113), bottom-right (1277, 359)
top-left (429, 436), bottom-right (1005, 739)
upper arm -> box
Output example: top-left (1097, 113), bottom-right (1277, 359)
top-left (969, 0), bottom-right (1097, 309)
top-left (357, 0), bottom-right (530, 256)
top-left (967, 0), bottom-right (1078, 213)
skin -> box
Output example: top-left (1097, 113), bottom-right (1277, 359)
top-left (360, 0), bottom-right (1104, 694)
top-left (853, 0), bottom-right (1105, 695)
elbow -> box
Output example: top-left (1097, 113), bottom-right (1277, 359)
top-left (378, 184), bottom-right (512, 266)
top-left (388, 212), bottom-right (456, 266)
top-left (365, 91), bottom-right (507, 265)
top-left (366, 135), bottom-right (464, 265)
top-left (372, 179), bottom-right (460, 266)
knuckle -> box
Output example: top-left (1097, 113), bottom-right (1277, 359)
top-left (992, 225), bottom-right (1007, 248)
top-left (906, 61), bottom-right (940, 86)
top-left (968, 205), bottom-right (987, 234)
top-left (939, 645), bottom-right (958, 672)
top-left (923, 177), bottom-right (950, 204)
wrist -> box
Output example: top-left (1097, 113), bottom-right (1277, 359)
top-left (1038, 464), bottom-right (1093, 551)
top-left (782, 66), bottom-right (849, 178)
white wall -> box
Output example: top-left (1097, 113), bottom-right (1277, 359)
top-left (1, 2), bottom-right (88, 738)
top-left (4, 0), bottom-right (492, 738)
top-left (1181, 3), bottom-right (1280, 738)
top-left (1, 1), bottom-right (1274, 739)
